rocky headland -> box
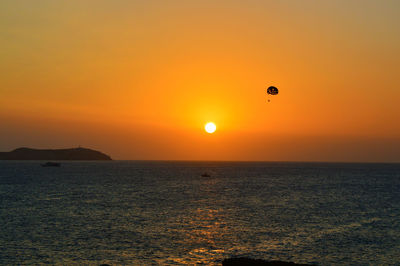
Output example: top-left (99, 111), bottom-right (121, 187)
top-left (0, 147), bottom-right (112, 160)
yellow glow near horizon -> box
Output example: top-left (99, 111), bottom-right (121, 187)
top-left (205, 122), bottom-right (217, 134)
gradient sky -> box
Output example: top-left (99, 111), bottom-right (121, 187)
top-left (1, 0), bottom-right (399, 161)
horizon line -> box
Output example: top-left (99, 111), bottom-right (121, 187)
top-left (88, 159), bottom-right (400, 164)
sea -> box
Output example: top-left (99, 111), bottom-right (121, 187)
top-left (0, 161), bottom-right (399, 265)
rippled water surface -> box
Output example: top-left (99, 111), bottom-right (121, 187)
top-left (1, 161), bottom-right (400, 265)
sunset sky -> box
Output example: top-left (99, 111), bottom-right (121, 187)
top-left (1, 0), bottom-right (399, 162)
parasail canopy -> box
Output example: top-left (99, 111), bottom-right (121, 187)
top-left (267, 86), bottom-right (279, 95)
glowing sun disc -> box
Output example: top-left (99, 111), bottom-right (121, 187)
top-left (205, 122), bottom-right (216, 133)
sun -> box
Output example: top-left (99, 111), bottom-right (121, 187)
top-left (205, 122), bottom-right (217, 134)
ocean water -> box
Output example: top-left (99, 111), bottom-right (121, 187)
top-left (0, 161), bottom-right (400, 265)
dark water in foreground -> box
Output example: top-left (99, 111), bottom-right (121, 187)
top-left (1, 161), bottom-right (400, 265)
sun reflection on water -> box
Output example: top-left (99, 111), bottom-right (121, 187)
top-left (162, 207), bottom-right (228, 265)
top-left (156, 177), bottom-right (232, 265)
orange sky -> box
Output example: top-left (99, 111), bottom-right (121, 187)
top-left (1, 1), bottom-right (399, 161)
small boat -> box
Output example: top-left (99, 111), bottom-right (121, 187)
top-left (41, 162), bottom-right (61, 167)
top-left (201, 172), bottom-right (211, 177)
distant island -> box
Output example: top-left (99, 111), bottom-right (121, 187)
top-left (0, 147), bottom-right (112, 160)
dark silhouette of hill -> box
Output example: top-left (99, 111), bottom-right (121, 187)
top-left (0, 147), bottom-right (112, 160)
